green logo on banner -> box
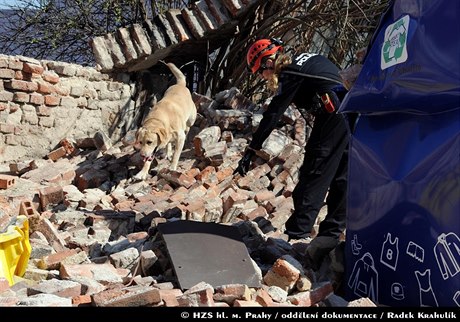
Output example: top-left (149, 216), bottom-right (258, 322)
top-left (381, 15), bottom-right (409, 70)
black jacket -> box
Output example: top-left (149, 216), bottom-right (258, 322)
top-left (248, 53), bottom-right (342, 150)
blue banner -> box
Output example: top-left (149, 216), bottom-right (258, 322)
top-left (340, 0), bottom-right (460, 115)
top-left (339, 0), bottom-right (460, 307)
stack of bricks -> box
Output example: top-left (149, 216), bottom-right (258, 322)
top-left (90, 0), bottom-right (262, 72)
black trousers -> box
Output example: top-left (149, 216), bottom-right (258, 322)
top-left (285, 109), bottom-right (349, 240)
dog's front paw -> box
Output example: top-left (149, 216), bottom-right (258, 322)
top-left (169, 162), bottom-right (178, 171)
top-left (133, 171), bottom-right (147, 181)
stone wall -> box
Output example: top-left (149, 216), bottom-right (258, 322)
top-left (0, 54), bottom-right (137, 163)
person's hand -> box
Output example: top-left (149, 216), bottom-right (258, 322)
top-left (233, 149), bottom-right (255, 176)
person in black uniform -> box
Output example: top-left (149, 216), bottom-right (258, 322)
top-left (234, 38), bottom-right (349, 269)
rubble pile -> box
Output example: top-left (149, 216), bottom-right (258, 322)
top-left (0, 88), bottom-right (375, 307)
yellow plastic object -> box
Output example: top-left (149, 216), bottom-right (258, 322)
top-left (0, 215), bottom-right (31, 286)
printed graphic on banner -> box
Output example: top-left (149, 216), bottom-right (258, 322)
top-left (381, 15), bottom-right (409, 70)
top-left (348, 252), bottom-right (379, 303)
top-left (407, 241), bottom-right (424, 262)
top-left (351, 234), bottom-right (362, 255)
top-left (415, 269), bottom-right (438, 307)
top-left (380, 232), bottom-right (399, 271)
top-left (433, 232), bottom-right (460, 280)
top-left (391, 282), bottom-right (405, 301)
top-left (348, 230), bottom-right (460, 306)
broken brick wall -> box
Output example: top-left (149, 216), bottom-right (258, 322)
top-left (0, 54), bottom-right (142, 163)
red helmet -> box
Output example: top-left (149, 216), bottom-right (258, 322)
top-left (246, 39), bottom-right (283, 74)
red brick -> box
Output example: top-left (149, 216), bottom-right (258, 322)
top-left (214, 284), bottom-right (251, 304)
top-left (38, 82), bottom-right (55, 94)
top-left (91, 286), bottom-right (162, 307)
top-left (254, 190), bottom-right (276, 204)
top-left (254, 288), bottom-right (274, 307)
top-left (12, 92), bottom-right (29, 103)
top-left (8, 60), bottom-right (23, 70)
top-left (288, 282), bottom-right (334, 306)
top-left (42, 71), bottom-right (60, 84)
top-left (22, 62), bottom-right (44, 75)
top-left (19, 199), bottom-right (39, 217)
top-left (196, 165), bottom-right (216, 181)
top-left (72, 294), bottom-right (92, 307)
top-left (29, 93), bottom-right (45, 105)
top-left (35, 105), bottom-right (51, 116)
top-left (195, 288), bottom-right (215, 306)
top-left (167, 188), bottom-right (188, 203)
top-left (59, 138), bottom-right (75, 155)
top-left (39, 185), bottom-right (64, 209)
top-left (0, 174), bottom-right (16, 189)
top-left (216, 167), bottom-right (233, 182)
top-left (4, 79), bottom-right (38, 91)
top-left (159, 289), bottom-right (182, 307)
top-left (131, 201), bottom-right (155, 215)
top-left (14, 70), bottom-right (27, 80)
top-left (187, 185), bottom-right (207, 199)
top-left (47, 146), bottom-right (67, 161)
top-left (114, 200), bottom-right (135, 211)
top-left (185, 199), bottom-right (205, 220)
top-left (59, 169), bottom-right (76, 184)
top-left (37, 218), bottom-right (67, 252)
top-left (37, 249), bottom-right (80, 270)
top-left (0, 68), bottom-right (14, 79)
top-left (243, 206), bottom-right (268, 221)
top-left (44, 94), bottom-right (60, 106)
top-left (135, 193), bottom-right (158, 203)
top-left (222, 191), bottom-right (247, 214)
top-left (159, 169), bottom-right (196, 188)
top-left (263, 258), bottom-right (300, 293)
top-left (27, 279), bottom-right (82, 299)
top-left (0, 91), bottom-right (13, 103)
top-left (179, 288), bottom-right (215, 307)
top-left (76, 169), bottom-right (110, 190)
top-left (185, 168), bottom-right (200, 178)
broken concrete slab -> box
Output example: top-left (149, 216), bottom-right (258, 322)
top-left (158, 220), bottom-right (261, 290)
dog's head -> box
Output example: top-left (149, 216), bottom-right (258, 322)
top-left (135, 127), bottom-right (168, 162)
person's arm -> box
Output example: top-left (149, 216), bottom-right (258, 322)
top-left (248, 77), bottom-right (303, 150)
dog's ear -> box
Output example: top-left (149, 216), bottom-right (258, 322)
top-left (157, 128), bottom-right (168, 145)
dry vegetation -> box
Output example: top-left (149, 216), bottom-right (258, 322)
top-left (0, 0), bottom-right (390, 98)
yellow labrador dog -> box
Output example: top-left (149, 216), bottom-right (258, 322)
top-left (134, 62), bottom-right (197, 180)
